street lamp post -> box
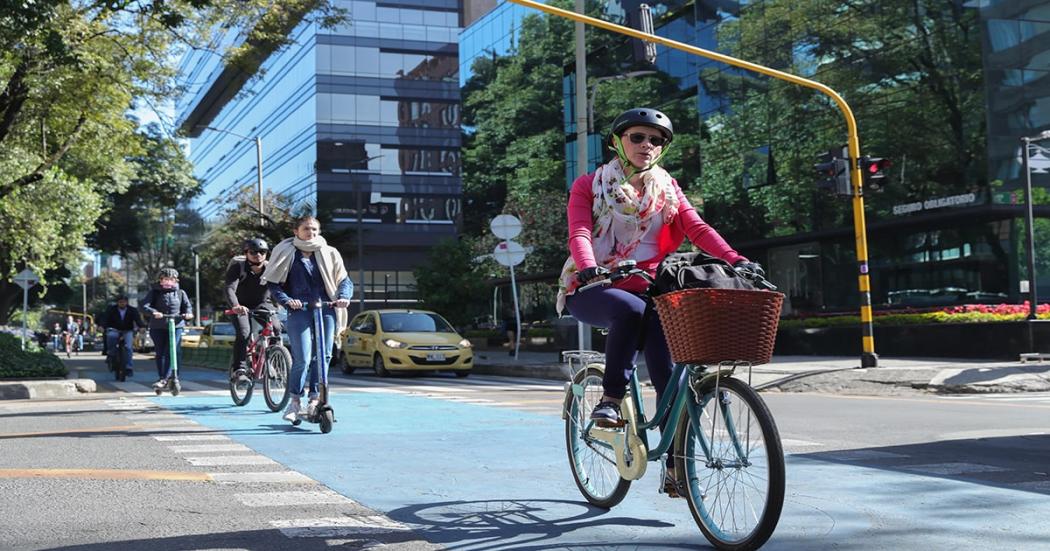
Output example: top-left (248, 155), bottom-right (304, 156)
top-left (190, 246), bottom-right (201, 323)
top-left (202, 126), bottom-right (264, 226)
top-left (1020, 130), bottom-right (1050, 356)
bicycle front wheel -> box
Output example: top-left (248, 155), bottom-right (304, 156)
top-left (263, 345), bottom-right (292, 412)
top-left (564, 366), bottom-right (630, 508)
top-left (675, 376), bottom-right (784, 551)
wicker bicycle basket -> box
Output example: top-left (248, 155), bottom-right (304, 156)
top-left (653, 288), bottom-right (784, 365)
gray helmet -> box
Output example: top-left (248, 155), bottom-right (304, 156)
top-left (243, 237), bottom-right (269, 253)
top-left (158, 267), bottom-right (179, 280)
top-left (609, 107), bottom-right (674, 145)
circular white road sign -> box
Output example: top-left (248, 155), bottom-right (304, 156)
top-left (490, 214), bottom-right (522, 240)
top-left (493, 240), bottom-right (526, 267)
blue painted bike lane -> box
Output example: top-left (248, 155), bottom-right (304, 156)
top-left (156, 392), bottom-right (1050, 550)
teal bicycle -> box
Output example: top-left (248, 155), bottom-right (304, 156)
top-left (562, 264), bottom-right (785, 550)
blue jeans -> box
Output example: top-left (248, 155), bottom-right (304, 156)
top-left (285, 307), bottom-right (336, 397)
top-left (565, 286), bottom-right (676, 400)
top-left (106, 329), bottom-right (135, 371)
top-left (150, 326), bottom-right (183, 380)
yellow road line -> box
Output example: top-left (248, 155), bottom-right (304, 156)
top-left (0, 468), bottom-right (212, 481)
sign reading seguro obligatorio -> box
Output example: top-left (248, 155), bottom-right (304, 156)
top-left (892, 193), bottom-right (978, 216)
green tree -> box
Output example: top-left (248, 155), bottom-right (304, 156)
top-left (698, 0), bottom-right (985, 237)
top-left (412, 238), bottom-right (492, 328)
top-left (0, 0), bottom-right (345, 323)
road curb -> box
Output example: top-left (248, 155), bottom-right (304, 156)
top-left (472, 363), bottom-right (570, 381)
top-left (0, 379), bottom-right (97, 400)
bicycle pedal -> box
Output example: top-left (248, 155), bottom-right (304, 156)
top-left (594, 419), bottom-right (626, 429)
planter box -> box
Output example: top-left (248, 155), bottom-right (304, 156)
top-left (775, 320), bottom-right (1050, 359)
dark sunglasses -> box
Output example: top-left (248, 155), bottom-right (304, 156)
top-left (248, 249), bottom-right (267, 255)
top-left (627, 132), bottom-right (668, 147)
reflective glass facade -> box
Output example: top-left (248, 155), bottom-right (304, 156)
top-left (177, 0), bottom-right (463, 311)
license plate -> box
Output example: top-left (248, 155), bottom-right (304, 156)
top-left (426, 352), bottom-right (444, 361)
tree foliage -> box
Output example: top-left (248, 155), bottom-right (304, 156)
top-left (697, 0), bottom-right (985, 237)
top-left (412, 237), bottom-right (492, 329)
top-left (0, 0), bottom-right (344, 323)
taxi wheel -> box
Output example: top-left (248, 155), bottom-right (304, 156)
top-left (373, 354), bottom-right (390, 378)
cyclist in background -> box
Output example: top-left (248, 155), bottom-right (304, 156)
top-left (226, 237), bottom-right (281, 383)
top-left (141, 268), bottom-right (194, 391)
top-left (555, 107), bottom-right (763, 496)
top-left (64, 315), bottom-right (80, 357)
top-left (102, 295), bottom-right (144, 377)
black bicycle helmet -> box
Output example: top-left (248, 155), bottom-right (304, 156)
top-left (609, 107), bottom-right (674, 145)
top-left (158, 267), bottom-right (179, 280)
top-left (243, 237), bottom-right (269, 252)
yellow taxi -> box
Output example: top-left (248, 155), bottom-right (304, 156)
top-left (180, 326), bottom-right (206, 348)
top-left (198, 321), bottom-right (236, 348)
top-left (340, 309), bottom-right (472, 377)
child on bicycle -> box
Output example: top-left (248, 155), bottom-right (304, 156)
top-left (556, 107), bottom-right (763, 495)
top-left (226, 237), bottom-right (281, 383)
top-left (263, 216), bottom-right (352, 422)
top-left (141, 268), bottom-right (194, 390)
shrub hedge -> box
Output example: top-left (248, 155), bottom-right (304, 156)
top-left (0, 332), bottom-right (68, 379)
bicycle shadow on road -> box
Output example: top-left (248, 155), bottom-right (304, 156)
top-left (385, 498), bottom-right (687, 551)
top-left (795, 433), bottom-right (1050, 496)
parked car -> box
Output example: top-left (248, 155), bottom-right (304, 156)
top-left (198, 321), bottom-right (236, 348)
top-left (132, 329), bottom-right (154, 353)
top-left (181, 326), bottom-right (205, 348)
top-left (340, 309), bottom-right (473, 377)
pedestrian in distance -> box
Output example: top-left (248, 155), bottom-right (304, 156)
top-left (226, 237), bottom-right (281, 383)
top-left (556, 107), bottom-right (765, 496)
top-left (141, 268), bottom-right (194, 391)
top-left (101, 295), bottom-right (145, 378)
top-left (263, 215), bottom-right (353, 423)
top-left (64, 315), bottom-right (80, 357)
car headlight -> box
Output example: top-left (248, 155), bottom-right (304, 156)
top-left (382, 338), bottom-right (406, 349)
top-left (458, 338), bottom-right (472, 348)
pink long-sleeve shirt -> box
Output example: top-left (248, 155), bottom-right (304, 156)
top-left (567, 173), bottom-right (746, 294)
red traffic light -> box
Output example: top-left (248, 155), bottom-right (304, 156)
top-left (865, 158), bottom-right (891, 174)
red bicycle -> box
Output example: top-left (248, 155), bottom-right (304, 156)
top-left (225, 307), bottom-right (292, 411)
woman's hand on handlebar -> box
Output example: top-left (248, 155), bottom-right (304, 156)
top-left (333, 298), bottom-right (350, 308)
top-left (152, 311), bottom-right (163, 319)
top-left (576, 266), bottom-right (610, 285)
top-left (286, 299), bottom-right (303, 310)
top-left (183, 313), bottom-right (194, 321)
top-left (231, 305), bottom-right (249, 315)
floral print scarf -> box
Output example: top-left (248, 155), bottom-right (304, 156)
top-left (556, 159), bottom-right (679, 313)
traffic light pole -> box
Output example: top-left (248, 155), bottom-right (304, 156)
top-left (507, 0), bottom-right (879, 366)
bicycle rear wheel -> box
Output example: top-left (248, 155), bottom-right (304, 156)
top-left (564, 365), bottom-right (630, 508)
top-left (263, 344), bottom-right (292, 412)
top-left (675, 376), bottom-right (784, 551)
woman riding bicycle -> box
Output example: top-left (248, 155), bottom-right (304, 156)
top-left (556, 107), bottom-right (763, 494)
top-left (226, 237), bottom-right (281, 383)
top-left (263, 215), bottom-right (353, 423)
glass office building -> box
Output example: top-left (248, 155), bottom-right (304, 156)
top-left (177, 0), bottom-right (463, 311)
top-left (461, 0), bottom-right (1050, 314)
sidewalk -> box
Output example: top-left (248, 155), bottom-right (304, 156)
top-left (472, 349), bottom-right (1050, 395)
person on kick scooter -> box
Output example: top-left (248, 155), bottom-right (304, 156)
top-left (263, 216), bottom-right (353, 423)
top-left (141, 268), bottom-right (194, 391)
top-left (101, 294), bottom-right (145, 378)
top-left (226, 237), bottom-right (281, 384)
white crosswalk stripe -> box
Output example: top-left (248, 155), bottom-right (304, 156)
top-left (153, 434), bottom-right (231, 442)
top-left (270, 516), bottom-right (410, 538)
top-left (168, 443), bottom-right (252, 453)
top-left (236, 490), bottom-right (355, 507)
top-left (210, 471), bottom-right (316, 484)
top-left (938, 392), bottom-right (1050, 403)
top-left (185, 455), bottom-right (278, 466)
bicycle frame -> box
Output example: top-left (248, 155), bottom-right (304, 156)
top-left (575, 362), bottom-right (741, 480)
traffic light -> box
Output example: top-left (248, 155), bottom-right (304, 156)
top-left (814, 151), bottom-right (850, 196)
top-left (860, 156), bottom-right (892, 191)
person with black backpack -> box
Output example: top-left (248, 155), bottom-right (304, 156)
top-left (226, 237), bottom-right (280, 382)
top-left (555, 108), bottom-right (764, 496)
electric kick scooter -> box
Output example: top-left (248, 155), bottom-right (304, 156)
top-left (155, 313), bottom-right (184, 396)
top-left (292, 301), bottom-right (336, 433)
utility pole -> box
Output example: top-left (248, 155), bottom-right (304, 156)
top-left (574, 0), bottom-right (591, 352)
top-left (255, 136), bottom-right (264, 227)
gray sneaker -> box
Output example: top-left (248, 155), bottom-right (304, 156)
top-left (282, 396), bottom-right (301, 422)
top-left (590, 401), bottom-right (622, 427)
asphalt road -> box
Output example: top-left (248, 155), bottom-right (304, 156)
top-left (1, 366), bottom-right (1048, 550)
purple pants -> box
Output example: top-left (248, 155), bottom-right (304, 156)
top-left (565, 285), bottom-right (676, 400)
